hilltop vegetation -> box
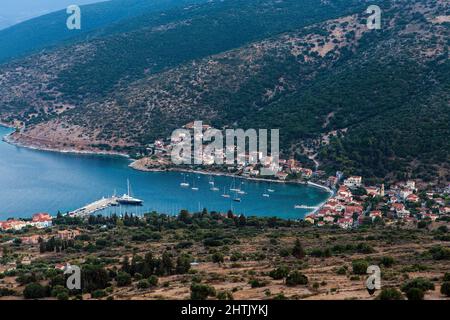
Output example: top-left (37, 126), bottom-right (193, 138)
top-left (0, 0), bottom-right (448, 184)
top-left (1, 210), bottom-right (450, 300)
top-left (0, 0), bottom-right (207, 64)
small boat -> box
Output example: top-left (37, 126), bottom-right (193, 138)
top-left (221, 187), bottom-right (230, 198)
top-left (117, 179), bottom-right (143, 205)
top-left (262, 193), bottom-right (270, 198)
top-left (237, 190), bottom-right (246, 195)
top-left (232, 191), bottom-right (241, 202)
top-left (268, 188), bottom-right (275, 192)
top-left (191, 178), bottom-right (199, 191)
top-left (180, 174), bottom-right (190, 187)
top-left (208, 176), bottom-right (215, 185)
top-left (230, 177), bottom-right (241, 192)
top-left (209, 178), bottom-right (219, 191)
top-left (294, 204), bottom-right (316, 209)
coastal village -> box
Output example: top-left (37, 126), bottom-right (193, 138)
top-left (0, 126), bottom-right (449, 301)
top-left (130, 121), bottom-right (450, 230)
top-left (1, 121), bottom-right (449, 232)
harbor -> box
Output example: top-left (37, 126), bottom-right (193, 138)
top-left (0, 125), bottom-right (330, 220)
top-left (69, 196), bottom-right (119, 217)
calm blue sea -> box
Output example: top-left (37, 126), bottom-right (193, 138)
top-left (0, 126), bottom-right (329, 219)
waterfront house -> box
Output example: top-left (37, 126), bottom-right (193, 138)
top-left (301, 168), bottom-right (313, 178)
top-left (31, 213), bottom-right (53, 229)
top-left (276, 172), bottom-right (288, 180)
top-left (343, 176), bottom-right (362, 188)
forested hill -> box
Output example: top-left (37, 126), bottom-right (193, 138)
top-left (0, 0), bottom-right (449, 184)
top-left (0, 0), bottom-right (207, 64)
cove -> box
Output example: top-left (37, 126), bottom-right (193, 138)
top-left (0, 126), bottom-right (330, 220)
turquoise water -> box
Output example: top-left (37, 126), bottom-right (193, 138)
top-left (0, 126), bottom-right (329, 219)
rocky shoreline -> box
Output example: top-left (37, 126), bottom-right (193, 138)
top-left (2, 130), bottom-right (131, 159)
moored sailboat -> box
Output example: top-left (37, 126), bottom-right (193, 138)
top-left (117, 179), bottom-right (143, 205)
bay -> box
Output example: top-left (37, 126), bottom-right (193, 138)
top-left (0, 126), bottom-right (329, 220)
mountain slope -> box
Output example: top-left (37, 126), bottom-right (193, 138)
top-left (0, 0), bottom-right (449, 184)
top-left (0, 0), bottom-right (206, 64)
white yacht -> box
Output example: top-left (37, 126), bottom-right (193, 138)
top-left (117, 179), bottom-right (143, 205)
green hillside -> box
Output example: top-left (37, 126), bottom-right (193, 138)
top-left (0, 0), bottom-right (206, 63)
top-left (0, 0), bottom-right (448, 184)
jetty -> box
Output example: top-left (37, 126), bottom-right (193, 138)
top-left (69, 196), bottom-right (118, 217)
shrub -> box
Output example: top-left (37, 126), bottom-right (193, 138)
top-left (148, 275), bottom-right (158, 286)
top-left (56, 291), bottom-right (69, 300)
top-left (279, 248), bottom-right (291, 257)
top-left (0, 288), bottom-right (15, 297)
top-left (286, 271), bottom-right (308, 286)
top-left (190, 283), bottom-right (216, 300)
top-left (91, 289), bottom-right (107, 298)
top-left (336, 266), bottom-right (347, 275)
top-left (269, 266), bottom-right (289, 280)
top-left (273, 293), bottom-right (288, 300)
top-left (216, 290), bottom-right (234, 300)
top-left (23, 283), bottom-right (46, 299)
top-left (137, 280), bottom-right (150, 289)
top-left (377, 288), bottom-right (403, 300)
top-left (116, 272), bottom-right (132, 287)
top-left (356, 243), bottom-right (375, 254)
top-left (292, 239), bottom-right (305, 259)
top-left (51, 285), bottom-right (68, 298)
top-left (428, 246), bottom-right (450, 260)
top-left (406, 288), bottom-right (424, 300)
top-left (212, 252), bottom-right (224, 264)
top-left (176, 255), bottom-right (191, 274)
top-left (380, 256), bottom-right (395, 268)
top-left (401, 278), bottom-right (435, 293)
top-left (440, 282), bottom-right (450, 297)
top-left (248, 279), bottom-right (266, 288)
top-left (443, 273), bottom-right (450, 282)
top-left (352, 260), bottom-right (369, 275)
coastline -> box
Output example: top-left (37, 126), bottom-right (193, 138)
top-left (2, 124), bottom-right (332, 195)
top-left (1, 127), bottom-right (333, 221)
top-left (129, 163), bottom-right (305, 185)
top-left (2, 129), bottom-right (132, 160)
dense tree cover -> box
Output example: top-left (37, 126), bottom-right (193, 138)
top-left (0, 0), bottom-right (208, 64)
top-left (1, 0), bottom-right (448, 183)
top-left (53, 0), bottom-right (364, 97)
